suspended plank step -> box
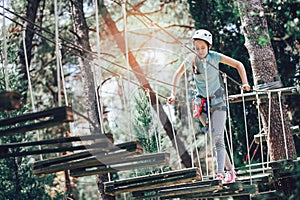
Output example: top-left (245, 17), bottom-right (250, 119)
top-left (104, 167), bottom-right (201, 195)
top-left (251, 190), bottom-right (281, 200)
top-left (0, 141), bottom-right (111, 158)
top-left (0, 106), bottom-right (74, 136)
top-left (0, 134), bottom-right (113, 158)
top-left (33, 141), bottom-right (143, 175)
top-left (268, 159), bottom-right (296, 172)
top-left (160, 183), bottom-right (258, 199)
top-left (236, 166), bottom-right (273, 177)
top-left (70, 152), bottom-right (170, 178)
top-left (0, 91), bottom-right (21, 111)
top-left (132, 179), bottom-right (221, 199)
top-left (236, 173), bottom-right (272, 185)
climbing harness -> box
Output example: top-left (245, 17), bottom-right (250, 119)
top-left (192, 96), bottom-right (207, 119)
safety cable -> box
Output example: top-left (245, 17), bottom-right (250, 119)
top-left (125, 1), bottom-right (245, 89)
top-left (94, 0), bottom-right (105, 137)
top-left (203, 59), bottom-right (215, 177)
top-left (1, 1), bottom-right (9, 90)
top-left (255, 91), bottom-right (265, 173)
top-left (224, 74), bottom-right (235, 170)
top-left (0, 9), bottom-right (183, 104)
top-left (146, 89), bottom-right (161, 154)
top-left (122, 0), bottom-right (133, 140)
top-left (22, 26), bottom-right (44, 160)
top-left (0, 6), bottom-right (197, 103)
top-left (266, 91), bottom-right (272, 168)
top-left (241, 89), bottom-right (252, 185)
top-left (183, 58), bottom-right (203, 177)
top-left (278, 91), bottom-right (289, 159)
top-left (166, 104), bottom-right (182, 169)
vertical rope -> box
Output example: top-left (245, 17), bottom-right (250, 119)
top-left (23, 27), bottom-right (43, 160)
top-left (22, 29), bottom-right (35, 114)
top-left (266, 91), bottom-right (272, 168)
top-left (2, 1), bottom-right (9, 90)
top-left (146, 90), bottom-right (160, 153)
top-left (122, 0), bottom-right (132, 139)
top-left (224, 73), bottom-right (235, 170)
top-left (166, 105), bottom-right (182, 169)
top-left (155, 89), bottom-right (162, 152)
top-left (255, 92), bottom-right (265, 172)
top-left (54, 0), bottom-right (61, 106)
top-left (54, 0), bottom-right (69, 107)
top-left (241, 89), bottom-right (252, 184)
top-left (203, 59), bottom-right (215, 177)
top-left (94, 0), bottom-right (105, 136)
top-left (183, 62), bottom-right (202, 178)
top-left (278, 91), bottom-right (289, 159)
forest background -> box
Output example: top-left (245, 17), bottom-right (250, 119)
top-left (0, 0), bottom-right (299, 199)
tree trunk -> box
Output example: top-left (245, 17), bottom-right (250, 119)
top-left (237, 0), bottom-right (296, 161)
top-left (69, 1), bottom-right (113, 200)
top-left (99, 3), bottom-right (192, 168)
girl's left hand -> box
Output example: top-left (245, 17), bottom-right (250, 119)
top-left (242, 83), bottom-right (251, 91)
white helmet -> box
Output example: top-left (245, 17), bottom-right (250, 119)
top-left (192, 29), bottom-right (213, 45)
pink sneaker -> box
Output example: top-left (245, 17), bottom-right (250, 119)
top-left (224, 171), bottom-right (236, 183)
top-left (216, 173), bottom-right (224, 182)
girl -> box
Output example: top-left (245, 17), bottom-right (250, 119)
top-left (168, 29), bottom-right (250, 183)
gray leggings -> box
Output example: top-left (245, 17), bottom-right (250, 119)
top-left (199, 102), bottom-right (233, 174)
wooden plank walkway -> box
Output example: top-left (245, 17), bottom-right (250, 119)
top-left (104, 167), bottom-right (201, 195)
top-left (70, 152), bottom-right (170, 177)
top-left (0, 134), bottom-right (113, 158)
top-left (132, 179), bottom-right (221, 199)
top-left (33, 141), bottom-right (143, 175)
top-left (0, 106), bottom-right (73, 136)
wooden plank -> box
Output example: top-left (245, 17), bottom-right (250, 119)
top-left (237, 167), bottom-right (272, 175)
top-left (32, 141), bottom-right (143, 170)
top-left (251, 190), bottom-right (280, 200)
top-left (0, 91), bottom-right (21, 111)
top-left (236, 173), bottom-right (271, 185)
top-left (71, 153), bottom-right (170, 178)
top-left (33, 141), bottom-right (144, 174)
top-left (0, 106), bottom-right (74, 136)
top-left (33, 149), bottom-right (140, 175)
top-left (104, 167), bottom-right (201, 195)
top-left (160, 184), bottom-right (258, 199)
top-left (0, 141), bottom-right (109, 158)
top-left (0, 134), bottom-right (111, 148)
top-left (132, 179), bottom-right (221, 199)
top-left (159, 182), bottom-right (241, 198)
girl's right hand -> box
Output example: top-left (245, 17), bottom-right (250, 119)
top-left (167, 95), bottom-right (176, 104)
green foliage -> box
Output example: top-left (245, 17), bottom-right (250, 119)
top-left (131, 88), bottom-right (168, 176)
top-left (132, 89), bottom-right (158, 153)
top-left (0, 157), bottom-right (63, 200)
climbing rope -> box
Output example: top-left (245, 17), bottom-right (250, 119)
top-left (122, 0), bottom-right (133, 139)
top-left (183, 59), bottom-right (203, 178)
top-left (146, 89), bottom-right (161, 154)
top-left (94, 0), bottom-right (105, 136)
top-left (266, 91), bottom-right (272, 168)
top-left (224, 73), bottom-right (235, 171)
top-left (241, 89), bottom-right (252, 184)
top-left (203, 59), bottom-right (215, 177)
top-left (278, 91), bottom-right (289, 159)
top-left (166, 104), bottom-right (182, 169)
top-left (1, 1), bottom-right (9, 90)
top-left (125, 1), bottom-right (245, 90)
